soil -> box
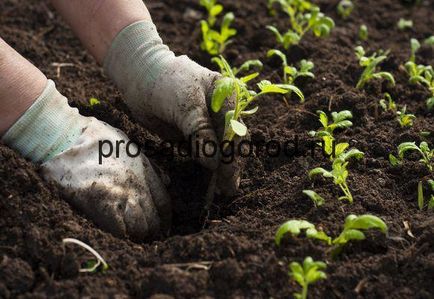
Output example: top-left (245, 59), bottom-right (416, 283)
top-left (1, 0), bottom-right (434, 298)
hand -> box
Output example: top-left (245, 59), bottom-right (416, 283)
top-left (41, 118), bottom-right (171, 240)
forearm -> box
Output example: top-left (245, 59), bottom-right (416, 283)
top-left (50, 0), bottom-right (152, 64)
top-left (0, 38), bottom-right (47, 135)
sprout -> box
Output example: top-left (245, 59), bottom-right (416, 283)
top-left (62, 238), bottom-right (109, 273)
top-left (289, 257), bottom-right (327, 299)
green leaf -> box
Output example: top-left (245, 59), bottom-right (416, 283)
top-left (230, 119), bottom-right (247, 136)
top-left (257, 80), bottom-right (289, 94)
top-left (344, 214), bottom-right (388, 233)
top-left (332, 110), bottom-right (352, 123)
top-left (275, 220), bottom-right (315, 245)
top-left (89, 97), bottom-right (100, 106)
top-left (302, 190), bottom-right (325, 207)
top-left (211, 77), bottom-right (235, 113)
top-left (389, 154), bottom-right (400, 167)
top-left (236, 60), bottom-right (263, 74)
top-left (267, 49), bottom-right (287, 66)
top-left (241, 106), bottom-right (259, 115)
top-left (309, 167), bottom-right (333, 178)
top-left (275, 84), bottom-right (305, 102)
top-left (240, 72), bottom-right (259, 83)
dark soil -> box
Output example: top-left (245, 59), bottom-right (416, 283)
top-left (1, 0), bottom-right (434, 298)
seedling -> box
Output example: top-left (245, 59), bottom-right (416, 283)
top-left (267, 49), bottom-right (314, 102)
top-left (355, 46), bottom-right (395, 89)
top-left (332, 214), bottom-right (388, 254)
top-left (199, 0), bottom-right (223, 26)
top-left (308, 110), bottom-right (353, 157)
top-left (425, 36), bottom-right (434, 46)
top-left (302, 190), bottom-right (325, 207)
top-left (201, 12), bottom-right (237, 56)
top-left (337, 0), bottom-right (354, 19)
top-left (212, 56), bottom-right (303, 142)
top-left (267, 0), bottom-right (334, 48)
top-left (397, 18), bottom-right (413, 30)
top-left (275, 220), bottom-right (331, 246)
top-left (309, 148), bottom-right (364, 203)
top-left (358, 24), bottom-right (368, 41)
top-left (405, 39), bottom-right (434, 110)
top-left (390, 141), bottom-right (433, 172)
top-left (379, 92), bottom-right (397, 112)
top-left (88, 97), bottom-right (100, 107)
top-left (62, 238), bottom-right (109, 273)
top-left (396, 105), bottom-right (416, 128)
top-left (420, 179), bottom-right (434, 209)
top-left (289, 257), bottom-right (327, 299)
top-left (276, 214), bottom-right (388, 255)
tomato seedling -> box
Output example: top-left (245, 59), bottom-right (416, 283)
top-left (418, 179), bottom-right (434, 210)
top-left (212, 56), bottom-right (302, 142)
top-left (396, 105), bottom-right (416, 128)
top-left (308, 110), bottom-right (353, 157)
top-left (267, 0), bottom-right (334, 49)
top-left (390, 141), bottom-right (433, 172)
top-left (337, 0), bottom-right (354, 19)
top-left (267, 49), bottom-right (314, 103)
top-left (199, 0), bottom-right (223, 26)
top-left (397, 18), bottom-right (413, 30)
top-left (302, 190), bottom-right (325, 207)
top-left (379, 92), bottom-right (397, 112)
top-left (405, 39), bottom-right (434, 110)
top-left (358, 24), bottom-right (368, 41)
top-left (200, 9), bottom-right (236, 56)
top-left (354, 46), bottom-right (395, 89)
top-left (289, 257), bottom-right (327, 299)
top-left (275, 220), bottom-right (331, 245)
top-left (309, 148), bottom-right (364, 203)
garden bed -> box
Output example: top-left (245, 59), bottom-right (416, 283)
top-left (1, 0), bottom-right (433, 298)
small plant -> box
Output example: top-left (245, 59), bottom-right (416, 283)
top-left (332, 214), bottom-right (388, 254)
top-left (425, 36), bottom-right (434, 46)
top-left (308, 110), bottom-right (353, 157)
top-left (62, 238), bottom-right (109, 273)
top-left (355, 46), bottom-right (395, 89)
top-left (337, 0), bottom-right (354, 19)
top-left (397, 18), bottom-right (413, 30)
top-left (309, 148), bottom-right (364, 203)
top-left (358, 24), bottom-right (368, 41)
top-left (405, 39), bottom-right (434, 110)
top-left (379, 92), bottom-right (397, 112)
top-left (390, 141), bottom-right (433, 172)
top-left (302, 190), bottom-right (325, 207)
top-left (199, 0), bottom-right (223, 26)
top-left (418, 179), bottom-right (434, 210)
top-left (267, 0), bottom-right (334, 49)
top-left (211, 56), bottom-right (302, 142)
top-left (276, 214), bottom-right (388, 255)
top-left (396, 105), bottom-right (416, 128)
top-left (200, 12), bottom-right (237, 56)
top-left (267, 49), bottom-right (314, 102)
top-left (289, 257), bottom-right (327, 299)
top-left (88, 97), bottom-right (100, 107)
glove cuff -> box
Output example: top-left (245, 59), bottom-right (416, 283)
top-left (2, 80), bottom-right (88, 163)
top-left (103, 20), bottom-right (175, 102)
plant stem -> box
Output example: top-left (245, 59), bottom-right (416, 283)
top-left (302, 284), bottom-right (308, 299)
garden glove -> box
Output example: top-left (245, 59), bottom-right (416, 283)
top-left (103, 20), bottom-right (241, 196)
top-left (2, 80), bottom-right (171, 240)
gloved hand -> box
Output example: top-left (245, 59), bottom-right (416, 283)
top-left (2, 80), bottom-right (171, 240)
top-left (103, 21), bottom-right (241, 196)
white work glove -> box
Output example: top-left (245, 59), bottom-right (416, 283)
top-left (103, 21), bottom-right (241, 196)
top-left (2, 80), bottom-right (171, 240)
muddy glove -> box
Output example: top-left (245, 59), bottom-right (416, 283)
top-left (2, 80), bottom-right (171, 240)
top-left (103, 20), bottom-right (241, 196)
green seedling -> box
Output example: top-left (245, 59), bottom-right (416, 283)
top-left (355, 46), bottom-right (395, 89)
top-left (276, 214), bottom-right (388, 255)
top-left (332, 214), bottom-right (388, 254)
top-left (337, 0), bottom-right (354, 19)
top-left (200, 12), bottom-right (237, 55)
top-left (390, 141), bottom-right (433, 172)
top-left (302, 190), bottom-right (325, 207)
top-left (379, 92), bottom-right (397, 112)
top-left (289, 257), bottom-right (327, 299)
top-left (267, 49), bottom-right (314, 103)
top-left (308, 110), bottom-right (353, 157)
top-left (62, 238), bottom-right (109, 273)
top-left (212, 56), bottom-right (302, 142)
top-left (396, 105), bottom-right (416, 128)
top-left (425, 36), bottom-right (434, 46)
top-left (397, 18), bottom-right (413, 30)
top-left (88, 97), bottom-right (100, 107)
top-left (275, 220), bottom-right (331, 246)
top-left (358, 24), bottom-right (368, 41)
top-left (309, 148), bottom-right (364, 203)
top-left (199, 0), bottom-right (223, 26)
top-left (405, 39), bottom-right (434, 110)
top-left (267, 0), bottom-right (334, 49)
